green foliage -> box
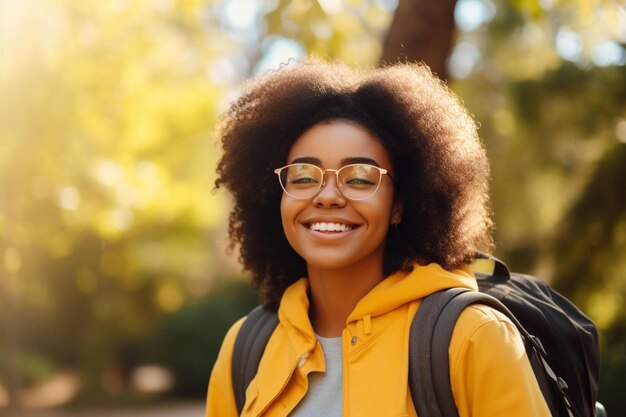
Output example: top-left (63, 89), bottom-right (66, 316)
top-left (0, 352), bottom-right (58, 388)
top-left (0, 0), bottom-right (238, 405)
top-left (599, 317), bottom-right (626, 416)
top-left (447, 1), bottom-right (626, 413)
top-left (155, 280), bottom-right (258, 396)
top-left (262, 0), bottom-right (393, 68)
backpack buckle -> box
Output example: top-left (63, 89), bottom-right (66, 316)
top-left (529, 334), bottom-right (547, 357)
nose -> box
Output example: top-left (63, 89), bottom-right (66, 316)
top-left (312, 172), bottom-right (346, 208)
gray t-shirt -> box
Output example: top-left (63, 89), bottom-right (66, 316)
top-left (290, 335), bottom-right (343, 417)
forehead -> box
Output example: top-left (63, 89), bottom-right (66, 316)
top-left (287, 121), bottom-right (392, 169)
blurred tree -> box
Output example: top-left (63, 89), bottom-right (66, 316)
top-left (0, 0), bottom-right (242, 407)
top-left (380, 0), bottom-right (458, 78)
top-left (444, 2), bottom-right (626, 414)
top-left (261, 0), bottom-right (394, 68)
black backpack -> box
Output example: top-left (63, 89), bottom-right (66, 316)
top-left (230, 254), bottom-right (604, 417)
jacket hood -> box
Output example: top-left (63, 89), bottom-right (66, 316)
top-left (348, 262), bottom-right (476, 321)
top-left (277, 263), bottom-right (477, 350)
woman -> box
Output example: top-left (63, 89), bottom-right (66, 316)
top-left (206, 60), bottom-right (550, 416)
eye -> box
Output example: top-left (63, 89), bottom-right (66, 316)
top-left (345, 177), bottom-right (375, 186)
top-left (291, 176), bottom-right (319, 184)
top-left (286, 164), bottom-right (321, 187)
top-left (340, 165), bottom-right (378, 188)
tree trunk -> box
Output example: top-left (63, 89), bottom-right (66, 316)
top-left (552, 144), bottom-right (626, 303)
top-left (379, 0), bottom-right (458, 81)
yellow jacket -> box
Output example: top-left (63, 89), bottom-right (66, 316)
top-left (206, 263), bottom-right (550, 417)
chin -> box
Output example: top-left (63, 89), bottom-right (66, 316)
top-left (302, 251), bottom-right (382, 273)
top-left (305, 259), bottom-right (354, 271)
top-left (295, 250), bottom-right (349, 270)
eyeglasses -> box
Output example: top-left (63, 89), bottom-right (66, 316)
top-left (274, 163), bottom-right (393, 200)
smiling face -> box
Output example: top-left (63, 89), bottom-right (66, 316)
top-left (280, 120), bottom-right (401, 274)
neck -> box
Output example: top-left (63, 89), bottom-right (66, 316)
top-left (307, 256), bottom-right (385, 337)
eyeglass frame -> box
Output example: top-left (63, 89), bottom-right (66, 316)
top-left (273, 163), bottom-right (395, 201)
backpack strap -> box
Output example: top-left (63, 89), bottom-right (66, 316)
top-left (410, 288), bottom-right (569, 417)
top-left (409, 287), bottom-right (468, 417)
top-left (231, 305), bottom-right (279, 415)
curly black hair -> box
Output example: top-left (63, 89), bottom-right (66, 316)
top-left (215, 60), bottom-right (493, 310)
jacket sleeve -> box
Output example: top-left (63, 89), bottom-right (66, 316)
top-left (206, 317), bottom-right (246, 417)
top-left (449, 305), bottom-right (551, 417)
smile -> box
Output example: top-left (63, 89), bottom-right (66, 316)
top-left (308, 222), bottom-right (354, 232)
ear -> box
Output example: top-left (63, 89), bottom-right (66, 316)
top-left (390, 199), bottom-right (403, 225)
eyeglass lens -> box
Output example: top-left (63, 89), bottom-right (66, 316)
top-left (279, 164), bottom-right (382, 200)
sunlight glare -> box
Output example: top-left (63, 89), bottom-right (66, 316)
top-left (455, 0), bottom-right (495, 32)
top-left (318, 0), bottom-right (342, 14)
top-left (374, 0), bottom-right (398, 12)
top-left (556, 28), bottom-right (583, 62)
top-left (591, 40), bottom-right (626, 67)
top-left (224, 0), bottom-right (261, 31)
top-left (447, 41), bottom-right (482, 79)
top-left (57, 186), bottom-right (81, 211)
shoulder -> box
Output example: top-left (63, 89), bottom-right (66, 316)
top-left (209, 307), bottom-right (280, 390)
top-left (450, 304), bottom-right (525, 362)
top-left (206, 317), bottom-right (245, 417)
top-left (221, 316), bottom-right (248, 359)
top-left (205, 316), bottom-right (247, 417)
top-left (449, 303), bottom-right (526, 395)
top-left (455, 303), bottom-right (520, 336)
top-left (448, 304), bottom-right (551, 416)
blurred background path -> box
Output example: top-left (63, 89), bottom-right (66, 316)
top-left (13, 401), bottom-right (205, 417)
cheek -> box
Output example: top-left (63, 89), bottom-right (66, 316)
top-left (280, 195), bottom-right (302, 234)
top-left (280, 195), bottom-right (291, 230)
top-left (366, 191), bottom-right (395, 226)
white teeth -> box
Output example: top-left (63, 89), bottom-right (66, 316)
top-left (309, 222), bottom-right (353, 232)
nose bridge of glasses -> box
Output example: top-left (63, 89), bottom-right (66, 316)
top-left (321, 168), bottom-right (341, 184)
top-left (318, 168), bottom-right (343, 193)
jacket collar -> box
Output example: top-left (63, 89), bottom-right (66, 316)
top-left (277, 263), bottom-right (477, 350)
top-left (278, 279), bottom-right (318, 354)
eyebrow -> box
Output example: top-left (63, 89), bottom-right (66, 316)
top-left (290, 156), bottom-right (321, 165)
top-left (289, 156), bottom-right (380, 167)
top-left (341, 157), bottom-right (380, 167)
